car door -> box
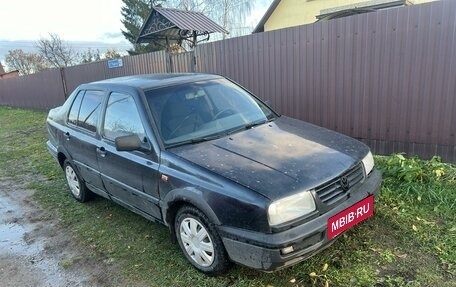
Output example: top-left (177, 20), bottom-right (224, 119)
top-left (65, 89), bottom-right (105, 193)
top-left (97, 91), bottom-right (161, 219)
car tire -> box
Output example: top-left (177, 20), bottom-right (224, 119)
top-left (63, 159), bottom-right (92, 202)
top-left (175, 205), bottom-right (231, 275)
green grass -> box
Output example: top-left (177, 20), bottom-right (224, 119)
top-left (0, 106), bottom-right (455, 287)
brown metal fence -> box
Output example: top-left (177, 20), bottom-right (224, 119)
top-left (0, 0), bottom-right (455, 162)
top-left (63, 50), bottom-right (170, 93)
top-left (0, 68), bottom-right (65, 110)
top-left (194, 0), bottom-right (456, 162)
top-left (170, 51), bottom-right (194, 73)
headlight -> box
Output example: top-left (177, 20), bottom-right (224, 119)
top-left (362, 151), bottom-right (374, 175)
top-left (268, 191), bottom-right (316, 226)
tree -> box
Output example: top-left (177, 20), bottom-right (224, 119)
top-left (104, 49), bottom-right (124, 60)
top-left (121, 0), bottom-right (166, 55)
top-left (4, 49), bottom-right (49, 75)
top-left (77, 48), bottom-right (125, 64)
top-left (36, 33), bottom-right (77, 68)
top-left (78, 48), bottom-right (102, 64)
top-left (216, 0), bottom-right (254, 38)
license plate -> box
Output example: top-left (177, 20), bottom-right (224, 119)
top-left (327, 195), bottom-right (374, 239)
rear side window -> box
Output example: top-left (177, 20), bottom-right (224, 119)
top-left (103, 92), bottom-right (145, 140)
top-left (67, 90), bottom-right (104, 132)
top-left (68, 91), bottom-right (84, 126)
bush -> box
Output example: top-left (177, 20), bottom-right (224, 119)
top-left (375, 153), bottom-right (456, 184)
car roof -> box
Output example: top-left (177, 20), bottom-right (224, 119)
top-left (82, 73), bottom-right (223, 90)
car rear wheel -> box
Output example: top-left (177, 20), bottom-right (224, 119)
top-left (64, 159), bottom-right (91, 202)
top-left (175, 206), bottom-right (231, 275)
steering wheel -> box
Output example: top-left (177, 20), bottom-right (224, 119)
top-left (214, 108), bottom-right (235, 120)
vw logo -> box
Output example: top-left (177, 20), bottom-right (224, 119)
top-left (340, 176), bottom-right (350, 191)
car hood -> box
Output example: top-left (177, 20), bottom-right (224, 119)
top-left (169, 116), bottom-right (369, 200)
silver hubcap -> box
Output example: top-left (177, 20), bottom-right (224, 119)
top-left (65, 165), bottom-right (80, 198)
top-left (180, 217), bottom-right (214, 267)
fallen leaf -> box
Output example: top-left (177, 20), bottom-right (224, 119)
top-left (435, 169), bottom-right (445, 177)
top-left (325, 280), bottom-right (330, 287)
top-left (396, 253), bottom-right (407, 258)
top-left (322, 263), bottom-right (329, 271)
top-left (309, 272), bottom-right (317, 277)
top-left (289, 278), bottom-right (296, 283)
top-left (416, 216), bottom-right (435, 225)
top-left (412, 225), bottom-right (418, 232)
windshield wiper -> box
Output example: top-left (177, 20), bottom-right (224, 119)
top-left (166, 118), bottom-right (276, 148)
top-left (226, 118), bottom-right (271, 136)
top-left (245, 119), bottom-right (269, 129)
top-left (166, 133), bottom-right (227, 149)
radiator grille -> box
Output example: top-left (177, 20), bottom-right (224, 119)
top-left (315, 163), bottom-right (365, 205)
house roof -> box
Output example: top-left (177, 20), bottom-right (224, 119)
top-left (317, 0), bottom-right (407, 20)
top-left (137, 7), bottom-right (228, 44)
top-left (252, 0), bottom-right (282, 33)
top-left (316, 8), bottom-right (376, 21)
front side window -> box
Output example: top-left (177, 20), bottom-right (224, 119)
top-left (146, 78), bottom-right (276, 147)
top-left (67, 90), bottom-right (103, 132)
top-left (103, 92), bottom-right (145, 140)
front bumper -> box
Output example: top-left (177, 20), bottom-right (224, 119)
top-left (219, 169), bottom-right (382, 271)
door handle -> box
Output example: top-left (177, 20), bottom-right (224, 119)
top-left (97, 146), bottom-right (107, 157)
top-left (64, 132), bottom-right (71, 140)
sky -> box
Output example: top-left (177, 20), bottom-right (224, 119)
top-left (1, 0), bottom-right (127, 43)
top-left (0, 0), bottom-right (271, 44)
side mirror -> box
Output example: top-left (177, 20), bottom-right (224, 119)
top-left (115, 134), bottom-right (142, 152)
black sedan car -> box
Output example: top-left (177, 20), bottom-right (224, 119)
top-left (46, 73), bottom-right (381, 275)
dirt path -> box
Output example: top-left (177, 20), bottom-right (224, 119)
top-left (0, 178), bottom-right (142, 287)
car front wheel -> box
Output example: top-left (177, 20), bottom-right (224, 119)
top-left (64, 159), bottom-right (91, 202)
top-left (175, 206), bottom-right (231, 275)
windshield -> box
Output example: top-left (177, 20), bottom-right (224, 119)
top-left (145, 78), bottom-right (277, 148)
